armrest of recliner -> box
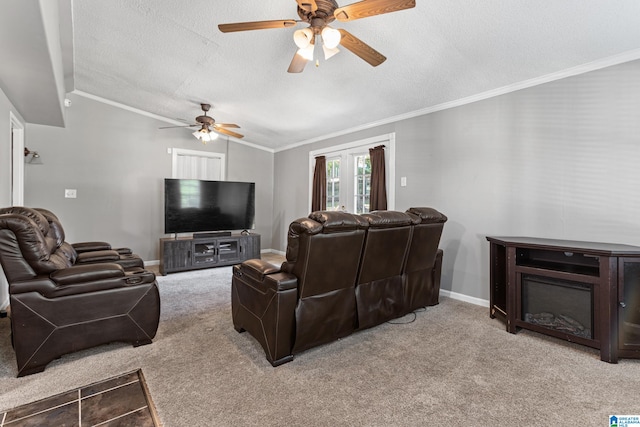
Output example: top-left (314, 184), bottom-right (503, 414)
top-left (73, 241), bottom-right (133, 255)
top-left (50, 263), bottom-right (125, 285)
top-left (232, 259), bottom-right (297, 366)
top-left (10, 263), bottom-right (132, 297)
top-left (46, 264), bottom-right (154, 298)
top-left (75, 249), bottom-right (120, 263)
top-left (72, 241), bottom-right (112, 253)
top-left (234, 259), bottom-right (297, 292)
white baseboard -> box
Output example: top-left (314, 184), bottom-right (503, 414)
top-left (145, 259), bottom-right (160, 266)
top-left (440, 289), bottom-right (489, 307)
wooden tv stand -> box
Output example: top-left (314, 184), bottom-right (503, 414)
top-left (160, 233), bottom-right (260, 275)
top-left (487, 236), bottom-right (640, 363)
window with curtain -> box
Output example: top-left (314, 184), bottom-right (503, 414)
top-left (309, 133), bottom-right (395, 213)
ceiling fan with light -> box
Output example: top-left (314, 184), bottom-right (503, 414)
top-left (218, 0), bottom-right (416, 73)
top-left (159, 103), bottom-right (244, 142)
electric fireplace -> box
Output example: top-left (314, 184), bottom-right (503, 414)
top-left (487, 236), bottom-right (640, 363)
top-left (521, 275), bottom-right (592, 339)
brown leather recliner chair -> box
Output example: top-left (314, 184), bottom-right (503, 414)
top-left (0, 207), bottom-right (144, 270)
top-left (0, 212), bottom-right (160, 377)
top-left (284, 211), bottom-right (369, 354)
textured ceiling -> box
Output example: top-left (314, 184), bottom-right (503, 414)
top-left (71, 0), bottom-right (640, 150)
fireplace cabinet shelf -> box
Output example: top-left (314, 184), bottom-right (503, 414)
top-left (487, 236), bottom-right (640, 363)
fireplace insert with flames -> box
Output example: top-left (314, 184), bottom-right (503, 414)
top-left (521, 275), bottom-right (593, 339)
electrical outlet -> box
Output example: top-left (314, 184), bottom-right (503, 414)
top-left (401, 177), bottom-right (407, 187)
top-left (65, 189), bottom-right (77, 198)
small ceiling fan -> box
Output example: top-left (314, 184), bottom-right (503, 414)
top-left (159, 103), bottom-right (244, 142)
top-left (218, 0), bottom-right (416, 73)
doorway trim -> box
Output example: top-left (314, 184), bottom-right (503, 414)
top-left (10, 111), bottom-right (25, 206)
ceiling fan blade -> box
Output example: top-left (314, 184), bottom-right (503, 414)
top-left (334, 0), bottom-right (416, 22)
top-left (218, 20), bottom-right (297, 33)
top-left (296, 0), bottom-right (318, 12)
top-left (215, 127), bottom-right (244, 139)
top-left (287, 50), bottom-right (308, 73)
top-left (158, 124), bottom-right (197, 129)
top-left (338, 29), bottom-right (386, 66)
top-left (214, 123), bottom-right (240, 129)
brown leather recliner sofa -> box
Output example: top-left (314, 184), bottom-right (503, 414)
top-left (0, 207), bottom-right (160, 376)
top-left (231, 207), bottom-right (447, 366)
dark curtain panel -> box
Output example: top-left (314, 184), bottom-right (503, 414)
top-left (311, 155), bottom-right (326, 212)
top-left (369, 145), bottom-right (387, 211)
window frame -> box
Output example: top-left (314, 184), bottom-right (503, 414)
top-left (171, 148), bottom-right (226, 180)
top-left (309, 133), bottom-right (395, 213)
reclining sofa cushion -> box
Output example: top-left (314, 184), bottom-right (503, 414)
top-left (404, 207), bottom-right (448, 310)
top-left (0, 214), bottom-right (70, 279)
top-left (0, 207), bottom-right (71, 259)
top-left (356, 211), bottom-right (414, 329)
top-left (282, 211), bottom-right (369, 353)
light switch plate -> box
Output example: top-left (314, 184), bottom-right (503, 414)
top-left (401, 177), bottom-right (407, 187)
top-left (64, 189), bottom-right (77, 198)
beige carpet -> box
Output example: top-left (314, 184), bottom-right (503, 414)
top-left (1, 266), bottom-right (639, 426)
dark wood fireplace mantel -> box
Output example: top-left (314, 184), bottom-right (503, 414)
top-left (487, 236), bottom-right (640, 363)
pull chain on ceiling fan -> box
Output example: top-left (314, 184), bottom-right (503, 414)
top-left (218, 0), bottom-right (416, 73)
top-left (158, 103), bottom-right (244, 142)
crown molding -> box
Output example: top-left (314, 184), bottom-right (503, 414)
top-left (72, 90), bottom-right (275, 153)
top-left (275, 48), bottom-right (640, 153)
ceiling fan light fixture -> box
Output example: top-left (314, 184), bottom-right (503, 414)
top-left (293, 28), bottom-right (314, 49)
top-left (193, 126), bottom-right (218, 143)
top-left (323, 44), bottom-right (340, 60)
top-left (321, 26), bottom-right (341, 49)
top-left (297, 43), bottom-right (315, 61)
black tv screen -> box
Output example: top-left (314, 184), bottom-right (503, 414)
top-left (164, 179), bottom-right (255, 234)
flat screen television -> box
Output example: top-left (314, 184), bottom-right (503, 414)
top-left (164, 179), bottom-right (255, 234)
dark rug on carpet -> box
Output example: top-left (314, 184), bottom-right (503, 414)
top-left (0, 369), bottom-right (160, 426)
